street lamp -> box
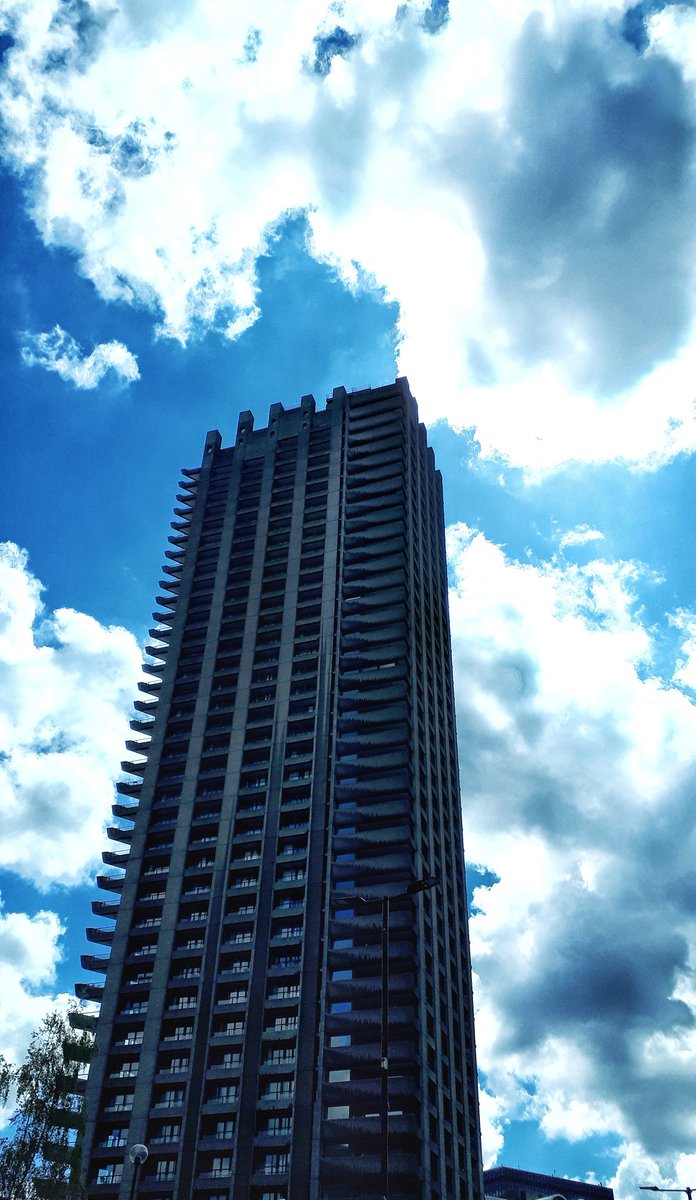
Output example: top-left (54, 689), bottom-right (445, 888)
top-left (336, 876), bottom-right (438, 1200)
top-left (641, 1189), bottom-right (695, 1200)
top-left (128, 1143), bottom-right (148, 1200)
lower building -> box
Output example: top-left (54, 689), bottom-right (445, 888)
top-left (484, 1166), bottom-right (614, 1200)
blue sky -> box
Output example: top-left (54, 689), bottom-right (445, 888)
top-left (2, 0), bottom-right (696, 1194)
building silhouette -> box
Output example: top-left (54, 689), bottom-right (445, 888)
top-left (76, 379), bottom-right (483, 1200)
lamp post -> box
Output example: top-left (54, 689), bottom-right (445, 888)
top-left (128, 1143), bottom-right (148, 1200)
top-left (337, 875), bottom-right (438, 1200)
top-left (641, 1188), bottom-right (695, 1200)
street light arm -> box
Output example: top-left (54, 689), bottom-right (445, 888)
top-left (639, 1188), bottom-right (695, 1198)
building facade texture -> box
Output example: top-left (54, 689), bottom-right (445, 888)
top-left (483, 1167), bottom-right (615, 1200)
top-left (77, 379), bottom-right (483, 1200)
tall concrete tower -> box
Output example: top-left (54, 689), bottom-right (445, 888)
top-left (77, 379), bottom-right (483, 1200)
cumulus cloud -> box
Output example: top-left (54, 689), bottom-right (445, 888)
top-left (2, 0), bottom-right (696, 469)
top-left (0, 903), bottom-right (69, 1067)
top-left (21, 325), bottom-right (140, 389)
top-left (446, 523), bottom-right (696, 1186)
top-left (0, 543), bottom-right (142, 888)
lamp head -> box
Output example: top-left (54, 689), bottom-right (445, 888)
top-left (129, 1144), bottom-right (149, 1166)
top-left (406, 875), bottom-right (439, 895)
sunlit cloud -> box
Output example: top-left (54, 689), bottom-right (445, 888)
top-left (0, 542), bottom-right (141, 888)
top-left (2, 0), bottom-right (696, 470)
top-left (447, 523), bottom-right (696, 1185)
top-left (0, 903), bottom-right (68, 1067)
top-left (21, 325), bottom-right (140, 390)
top-left (559, 525), bottom-right (607, 549)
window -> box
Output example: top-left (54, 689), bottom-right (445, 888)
top-left (112, 1060), bottom-right (139, 1077)
top-left (211, 1156), bottom-right (232, 1178)
top-left (170, 1025), bottom-right (193, 1040)
top-left (264, 1080), bottom-right (294, 1098)
top-left (271, 1016), bottom-right (297, 1031)
top-left (262, 1152), bottom-right (289, 1175)
top-left (103, 1129), bottom-right (126, 1148)
top-left (269, 985), bottom-right (300, 1000)
top-left (154, 1123), bottom-right (180, 1144)
top-left (96, 1165), bottom-right (123, 1184)
top-left (214, 1119), bottom-right (235, 1138)
top-left (267, 1116), bottom-right (292, 1134)
top-left (265, 1048), bottom-right (295, 1064)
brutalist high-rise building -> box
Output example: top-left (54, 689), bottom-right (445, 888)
top-left (76, 379), bottom-right (483, 1200)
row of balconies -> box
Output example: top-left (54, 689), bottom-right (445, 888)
top-left (348, 410), bottom-right (405, 440)
top-left (347, 433), bottom-right (405, 466)
top-left (346, 458), bottom-right (407, 497)
top-left (334, 772), bottom-right (410, 803)
top-left (342, 536), bottom-right (405, 570)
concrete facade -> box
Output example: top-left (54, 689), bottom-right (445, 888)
top-left (78, 379), bottom-right (483, 1200)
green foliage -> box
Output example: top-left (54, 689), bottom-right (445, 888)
top-left (0, 1007), bottom-right (92, 1200)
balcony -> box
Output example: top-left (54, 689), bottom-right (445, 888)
top-left (324, 1076), bottom-right (418, 1111)
top-left (137, 679), bottom-right (162, 696)
top-left (130, 717), bottom-right (155, 735)
top-left (86, 927), bottom-right (114, 946)
top-left (335, 752), bottom-right (408, 780)
top-left (324, 1004), bottom-right (416, 1036)
top-left (116, 780), bottom-right (141, 797)
top-left (337, 701), bottom-right (409, 732)
top-left (332, 827), bottom-right (412, 853)
top-left (338, 673), bottom-right (407, 705)
top-left (339, 642), bottom-right (407, 672)
top-left (107, 825), bottom-right (132, 846)
top-left (328, 937), bottom-right (414, 969)
top-left (326, 1037), bottom-right (417, 1071)
top-left (69, 1010), bottom-right (98, 1034)
top-left (333, 798), bottom-right (410, 825)
top-left (96, 874), bottom-right (124, 894)
top-left (319, 1150), bottom-right (420, 1182)
top-left (333, 774), bottom-right (410, 802)
top-left (103, 850), bottom-right (129, 869)
top-left (327, 971), bottom-right (415, 1003)
top-left (75, 981), bottom-right (104, 1002)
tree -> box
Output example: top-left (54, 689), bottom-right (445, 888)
top-left (0, 1008), bottom-right (92, 1200)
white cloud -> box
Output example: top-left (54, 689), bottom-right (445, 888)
top-left (446, 523), bottom-right (696, 1192)
top-left (2, 0), bottom-right (696, 470)
top-left (0, 902), bottom-right (69, 1067)
top-left (21, 325), bottom-right (139, 389)
top-left (559, 525), bottom-right (606, 548)
top-left (0, 543), bottom-right (142, 888)
top-left (670, 608), bottom-right (696, 693)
